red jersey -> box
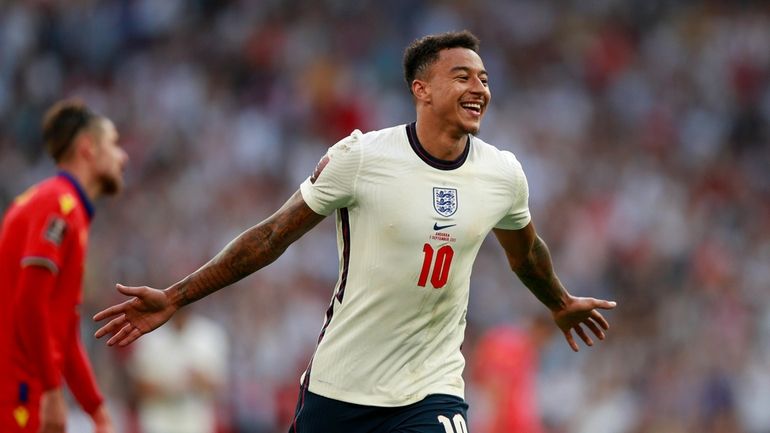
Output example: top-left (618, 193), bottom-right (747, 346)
top-left (471, 325), bottom-right (545, 433)
top-left (0, 172), bottom-right (103, 426)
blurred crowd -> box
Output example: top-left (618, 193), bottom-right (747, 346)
top-left (1, 0), bottom-right (769, 432)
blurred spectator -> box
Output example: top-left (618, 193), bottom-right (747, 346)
top-left (469, 315), bottom-right (553, 433)
top-left (128, 308), bottom-right (229, 433)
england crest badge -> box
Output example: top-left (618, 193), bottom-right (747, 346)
top-left (433, 187), bottom-right (458, 217)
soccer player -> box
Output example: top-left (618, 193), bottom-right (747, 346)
top-left (470, 316), bottom-right (554, 433)
top-left (0, 99), bottom-right (127, 433)
top-left (94, 31), bottom-right (616, 433)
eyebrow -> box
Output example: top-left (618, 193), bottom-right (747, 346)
top-left (449, 66), bottom-right (488, 76)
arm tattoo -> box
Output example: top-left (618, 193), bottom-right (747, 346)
top-left (167, 191), bottom-right (324, 307)
top-left (513, 236), bottom-right (568, 311)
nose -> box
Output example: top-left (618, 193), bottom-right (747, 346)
top-left (470, 76), bottom-right (489, 97)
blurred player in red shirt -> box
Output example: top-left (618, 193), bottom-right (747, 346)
top-left (471, 316), bottom-right (554, 433)
top-left (0, 99), bottom-right (128, 433)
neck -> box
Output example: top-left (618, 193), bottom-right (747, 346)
top-left (58, 163), bottom-right (100, 201)
top-left (414, 116), bottom-right (468, 161)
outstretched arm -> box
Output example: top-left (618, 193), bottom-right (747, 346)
top-left (493, 222), bottom-right (616, 351)
top-left (94, 190), bottom-right (326, 346)
top-left (169, 189), bottom-right (325, 305)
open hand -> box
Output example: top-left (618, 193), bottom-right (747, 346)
top-left (552, 296), bottom-right (616, 352)
top-left (93, 284), bottom-right (177, 347)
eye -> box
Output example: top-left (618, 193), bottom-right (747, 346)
top-left (456, 75), bottom-right (469, 81)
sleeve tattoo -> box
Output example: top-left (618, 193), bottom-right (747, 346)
top-left (513, 236), bottom-right (568, 311)
top-left (170, 191), bottom-right (324, 306)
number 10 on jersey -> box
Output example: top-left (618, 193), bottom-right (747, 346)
top-left (417, 243), bottom-right (454, 288)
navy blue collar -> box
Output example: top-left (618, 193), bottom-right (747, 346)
top-left (406, 122), bottom-right (470, 170)
top-left (57, 171), bottom-right (95, 220)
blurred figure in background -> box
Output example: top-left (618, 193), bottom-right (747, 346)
top-left (470, 315), bottom-right (554, 433)
top-left (128, 307), bottom-right (229, 433)
top-left (0, 99), bottom-right (127, 432)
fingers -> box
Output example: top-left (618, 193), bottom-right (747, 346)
top-left (593, 299), bottom-right (617, 310)
top-left (93, 301), bottom-right (129, 322)
top-left (591, 310), bottom-right (610, 331)
top-left (94, 314), bottom-right (127, 339)
top-left (98, 314), bottom-right (144, 346)
top-left (583, 318), bottom-right (605, 341)
top-left (93, 284), bottom-right (142, 322)
top-left (562, 317), bottom-right (610, 352)
top-left (106, 322), bottom-right (133, 346)
top-left (107, 324), bottom-right (143, 347)
top-left (574, 323), bottom-right (594, 347)
top-left (94, 283), bottom-right (155, 346)
top-left (564, 322), bottom-right (603, 352)
top-left (116, 283), bottom-right (145, 297)
top-left (562, 329), bottom-right (579, 352)
top-left (559, 299), bottom-right (616, 352)
top-left (120, 327), bottom-right (144, 347)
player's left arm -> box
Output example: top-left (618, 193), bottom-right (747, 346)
top-left (493, 222), bottom-right (616, 351)
top-left (62, 317), bottom-right (112, 428)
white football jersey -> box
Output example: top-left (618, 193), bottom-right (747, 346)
top-left (299, 122), bottom-right (530, 407)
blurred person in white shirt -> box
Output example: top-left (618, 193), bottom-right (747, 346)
top-left (128, 308), bottom-right (228, 433)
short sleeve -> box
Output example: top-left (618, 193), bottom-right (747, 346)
top-left (300, 130), bottom-right (363, 216)
top-left (494, 151), bottom-right (531, 230)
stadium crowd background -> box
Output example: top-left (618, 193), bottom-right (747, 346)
top-left (1, 0), bottom-right (769, 432)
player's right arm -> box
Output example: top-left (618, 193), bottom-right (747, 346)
top-left (94, 190), bottom-right (325, 346)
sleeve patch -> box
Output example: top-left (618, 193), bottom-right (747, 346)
top-left (43, 216), bottom-right (67, 246)
top-left (310, 155), bottom-right (331, 184)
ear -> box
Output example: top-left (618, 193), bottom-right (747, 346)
top-left (73, 131), bottom-right (96, 161)
top-left (411, 79), bottom-right (431, 103)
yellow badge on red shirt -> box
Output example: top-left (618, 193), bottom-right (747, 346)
top-left (13, 405), bottom-right (29, 427)
top-left (59, 193), bottom-right (76, 215)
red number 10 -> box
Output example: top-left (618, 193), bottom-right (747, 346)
top-left (418, 243), bottom-right (454, 288)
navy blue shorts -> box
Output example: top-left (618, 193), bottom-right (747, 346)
top-left (288, 387), bottom-right (469, 433)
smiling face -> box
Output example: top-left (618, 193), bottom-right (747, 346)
top-left (415, 47), bottom-right (491, 136)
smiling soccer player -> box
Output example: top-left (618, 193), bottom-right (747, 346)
top-left (94, 31), bottom-right (615, 433)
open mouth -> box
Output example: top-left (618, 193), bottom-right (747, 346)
top-left (460, 102), bottom-right (482, 115)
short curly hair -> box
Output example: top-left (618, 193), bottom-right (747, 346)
top-left (403, 30), bottom-right (481, 94)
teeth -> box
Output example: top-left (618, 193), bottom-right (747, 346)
top-left (461, 103), bottom-right (481, 111)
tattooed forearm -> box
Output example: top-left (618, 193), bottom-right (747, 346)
top-left (173, 224), bottom-right (280, 306)
top-left (512, 236), bottom-right (568, 311)
top-left (166, 190), bottom-right (325, 307)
